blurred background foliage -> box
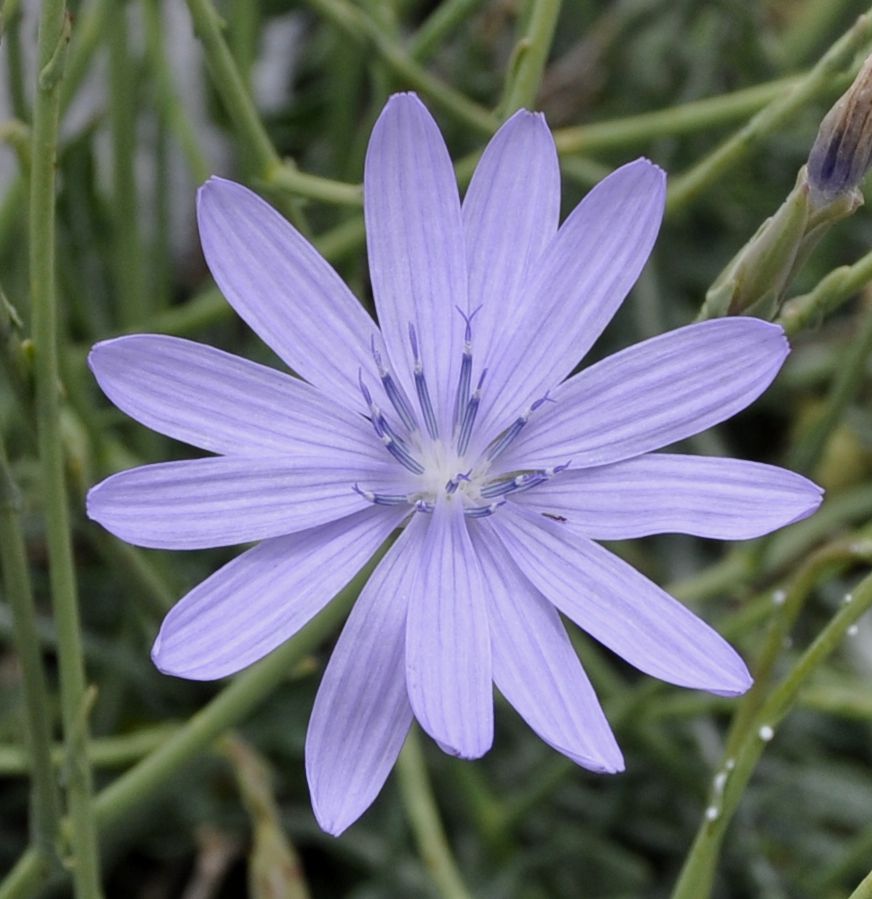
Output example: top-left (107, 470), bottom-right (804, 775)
top-left (3, 0), bottom-right (872, 897)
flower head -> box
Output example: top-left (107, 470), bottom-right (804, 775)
top-left (87, 93), bottom-right (822, 835)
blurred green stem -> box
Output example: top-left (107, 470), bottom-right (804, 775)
top-left (498, 0), bottom-right (562, 117)
top-left (2, 0), bottom-right (28, 121)
top-left (789, 301), bottom-right (872, 472)
top-left (304, 0), bottom-right (499, 135)
top-left (397, 728), bottom-right (473, 899)
top-left (409, 0), bottom-right (487, 62)
top-left (671, 561), bottom-right (872, 899)
top-left (107, 0), bottom-right (147, 327)
top-left (667, 10), bottom-right (872, 214)
top-left (849, 868), bottom-right (872, 899)
top-left (780, 249), bottom-right (872, 333)
top-left (29, 0), bottom-right (103, 895)
top-left (0, 437), bottom-right (62, 872)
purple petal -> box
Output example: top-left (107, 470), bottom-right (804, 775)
top-left (499, 318), bottom-right (789, 471)
top-left (470, 526), bottom-right (623, 772)
top-left (514, 454), bottom-right (823, 539)
top-left (463, 110), bottom-right (559, 376)
top-left (89, 334), bottom-right (386, 464)
top-left (152, 506), bottom-right (406, 679)
top-left (405, 501), bottom-right (493, 758)
top-left (490, 507), bottom-right (752, 695)
top-left (197, 177), bottom-right (376, 409)
top-left (87, 457), bottom-right (403, 549)
top-left (306, 528), bottom-right (418, 836)
top-left (477, 159), bottom-right (665, 441)
top-left (364, 94), bottom-right (468, 433)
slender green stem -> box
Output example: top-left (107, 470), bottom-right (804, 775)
top-left (0, 725), bottom-right (180, 776)
top-left (671, 563), bottom-right (872, 899)
top-left (779, 248), bottom-right (872, 334)
top-left (29, 2), bottom-right (102, 895)
top-left (0, 437), bottom-right (62, 865)
top-left (667, 11), bottom-right (872, 215)
top-left (554, 75), bottom-right (801, 155)
top-left (304, 0), bottom-right (499, 135)
top-left (498, 0), bottom-right (562, 117)
top-left (107, 0), bottom-right (147, 327)
top-left (2, 0), bottom-right (29, 121)
top-left (143, 0), bottom-right (210, 184)
top-left (59, 0), bottom-right (111, 115)
top-left (0, 569), bottom-right (367, 895)
top-left (409, 0), bottom-right (487, 62)
top-left (269, 166), bottom-right (363, 207)
top-left (789, 302), bottom-right (872, 472)
top-left (184, 0), bottom-right (280, 178)
top-left (397, 728), bottom-right (473, 899)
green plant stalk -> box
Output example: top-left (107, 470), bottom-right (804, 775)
top-left (397, 728), bottom-right (473, 899)
top-left (789, 302), bottom-right (872, 472)
top-left (29, 2), bottom-right (103, 896)
top-left (303, 0), bottom-right (499, 136)
top-left (59, 0), bottom-right (111, 114)
top-left (184, 0), bottom-right (280, 179)
top-left (671, 565), bottom-right (872, 899)
top-left (498, 0), bottom-right (562, 117)
top-left (0, 724), bottom-right (181, 775)
top-left (667, 11), bottom-right (872, 215)
top-left (723, 539), bottom-right (872, 762)
top-left (0, 571), bottom-right (366, 897)
top-left (107, 0), bottom-right (147, 327)
top-left (143, 0), bottom-right (210, 185)
top-left (409, 0), bottom-right (487, 62)
top-left (779, 247), bottom-right (872, 334)
top-left (0, 437), bottom-right (62, 867)
top-left (554, 75), bottom-right (802, 155)
top-left (2, 0), bottom-right (29, 121)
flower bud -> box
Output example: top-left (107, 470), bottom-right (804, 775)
top-left (808, 53), bottom-right (872, 202)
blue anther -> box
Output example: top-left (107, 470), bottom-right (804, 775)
top-left (371, 336), bottom-right (418, 432)
top-left (353, 483), bottom-right (409, 506)
top-left (464, 500), bottom-right (504, 519)
top-left (456, 369), bottom-right (486, 456)
top-left (381, 432), bottom-right (425, 474)
top-left (484, 392), bottom-right (553, 462)
top-left (408, 324), bottom-right (438, 439)
top-left (415, 499), bottom-right (435, 514)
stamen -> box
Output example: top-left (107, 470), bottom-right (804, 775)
top-left (380, 431), bottom-right (425, 474)
top-left (464, 500), bottom-right (505, 519)
top-left (414, 498), bottom-right (435, 514)
top-left (445, 471), bottom-right (471, 495)
top-left (353, 484), bottom-right (409, 506)
top-left (371, 336), bottom-right (418, 432)
top-left (409, 323), bottom-right (438, 439)
top-left (456, 369), bottom-right (486, 456)
top-left (360, 368), bottom-right (425, 474)
top-left (452, 306), bottom-right (481, 433)
top-left (484, 393), bottom-right (553, 462)
top-left (480, 462), bottom-right (570, 499)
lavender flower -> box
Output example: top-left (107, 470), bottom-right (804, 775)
top-left (87, 93), bottom-right (822, 835)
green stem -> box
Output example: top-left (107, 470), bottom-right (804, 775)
top-left (671, 563), bottom-right (872, 899)
top-left (184, 0), bottom-right (281, 179)
top-left (0, 724), bottom-right (181, 776)
top-left (107, 0), bottom-right (147, 327)
top-left (59, 0), bottom-right (111, 115)
top-left (498, 0), bottom-right (562, 117)
top-left (789, 302), bottom-right (872, 472)
top-left (143, 0), bottom-right (210, 185)
top-left (0, 437), bottom-right (62, 865)
top-left (30, 1), bottom-right (103, 896)
top-left (304, 0), bottom-right (499, 135)
top-left (554, 75), bottom-right (801, 155)
top-left (2, 0), bottom-right (28, 121)
top-left (667, 11), bottom-right (872, 215)
top-left (779, 249), bottom-right (872, 334)
top-left (408, 0), bottom-right (487, 62)
top-left (397, 728), bottom-right (473, 899)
